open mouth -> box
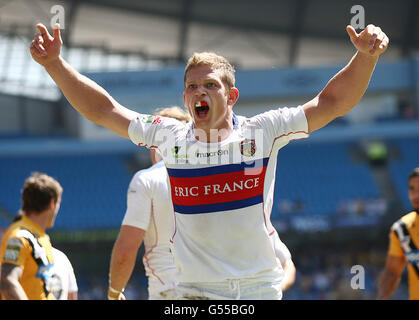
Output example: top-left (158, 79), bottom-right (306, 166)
top-left (195, 101), bottom-right (209, 118)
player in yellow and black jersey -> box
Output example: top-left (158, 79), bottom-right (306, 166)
top-left (378, 167), bottom-right (419, 300)
top-left (0, 172), bottom-right (63, 300)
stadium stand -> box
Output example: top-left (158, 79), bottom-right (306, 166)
top-left (0, 151), bottom-right (137, 229)
top-left (273, 141), bottom-right (380, 218)
top-left (388, 137), bottom-right (419, 212)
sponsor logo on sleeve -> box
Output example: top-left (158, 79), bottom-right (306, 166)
top-left (140, 115), bottom-right (162, 124)
top-left (4, 238), bottom-right (23, 262)
top-left (152, 116), bottom-right (162, 124)
top-left (406, 250), bottom-right (419, 264)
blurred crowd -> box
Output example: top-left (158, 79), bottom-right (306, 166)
top-left (71, 244), bottom-right (408, 300)
top-left (283, 246), bottom-right (408, 300)
top-left (337, 198), bottom-right (388, 218)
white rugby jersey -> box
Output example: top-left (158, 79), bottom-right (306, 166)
top-left (122, 161), bottom-right (177, 295)
top-left (50, 247), bottom-right (78, 300)
top-left (128, 106), bottom-right (309, 282)
top-left (273, 234), bottom-right (292, 267)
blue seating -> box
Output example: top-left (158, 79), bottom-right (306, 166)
top-left (272, 141), bottom-right (379, 218)
top-left (388, 137), bottom-right (419, 212)
top-left (0, 153), bottom-right (134, 229)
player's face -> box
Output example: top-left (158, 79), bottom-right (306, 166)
top-left (184, 65), bottom-right (238, 139)
top-left (47, 197), bottom-right (61, 228)
top-left (408, 176), bottom-right (419, 211)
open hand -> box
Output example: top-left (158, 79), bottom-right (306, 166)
top-left (346, 24), bottom-right (389, 57)
top-left (30, 23), bottom-right (63, 67)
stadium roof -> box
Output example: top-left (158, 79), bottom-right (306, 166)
top-left (0, 0), bottom-right (417, 69)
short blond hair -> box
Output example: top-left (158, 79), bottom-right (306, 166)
top-left (153, 106), bottom-right (191, 123)
top-left (22, 172), bottom-right (63, 213)
top-left (184, 52), bottom-right (236, 89)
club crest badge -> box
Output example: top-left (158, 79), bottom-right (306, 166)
top-left (240, 139), bottom-right (256, 157)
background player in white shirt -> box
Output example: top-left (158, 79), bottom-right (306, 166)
top-left (30, 22), bottom-right (388, 299)
top-left (50, 247), bottom-right (78, 300)
top-left (274, 235), bottom-right (296, 292)
top-left (108, 107), bottom-right (191, 300)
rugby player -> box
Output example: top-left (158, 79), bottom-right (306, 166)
top-left (30, 23), bottom-right (388, 299)
top-left (378, 168), bottom-right (419, 300)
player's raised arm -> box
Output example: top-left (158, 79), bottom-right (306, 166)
top-left (302, 24), bottom-right (389, 133)
top-left (30, 23), bottom-right (138, 139)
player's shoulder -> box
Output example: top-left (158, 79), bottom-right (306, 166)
top-left (1, 224), bottom-right (34, 252)
top-left (1, 224), bottom-right (22, 246)
top-left (400, 211), bottom-right (418, 228)
top-left (137, 161), bottom-right (165, 176)
top-left (2, 222), bottom-right (18, 238)
top-left (132, 114), bottom-right (189, 130)
top-left (4, 219), bottom-right (31, 238)
top-left (52, 247), bottom-right (71, 263)
top-left (131, 161), bottom-right (166, 184)
top-left (391, 211), bottom-right (418, 231)
top-left (247, 106), bottom-right (303, 123)
top-left (52, 247), bottom-right (65, 257)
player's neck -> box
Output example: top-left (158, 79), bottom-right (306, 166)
top-left (24, 211), bottom-right (49, 232)
top-left (194, 117), bottom-right (234, 143)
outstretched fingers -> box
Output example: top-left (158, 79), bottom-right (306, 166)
top-left (30, 40), bottom-right (45, 57)
top-left (35, 33), bottom-right (44, 44)
top-left (367, 25), bottom-right (388, 55)
top-left (52, 23), bottom-right (63, 44)
top-left (346, 25), bottom-right (358, 44)
top-left (365, 25), bottom-right (377, 49)
top-left (36, 23), bottom-right (53, 43)
top-left (349, 24), bottom-right (389, 56)
top-left (32, 34), bottom-right (47, 55)
top-left (30, 23), bottom-right (63, 65)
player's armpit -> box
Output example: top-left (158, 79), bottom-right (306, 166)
top-left (0, 263), bottom-right (27, 300)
